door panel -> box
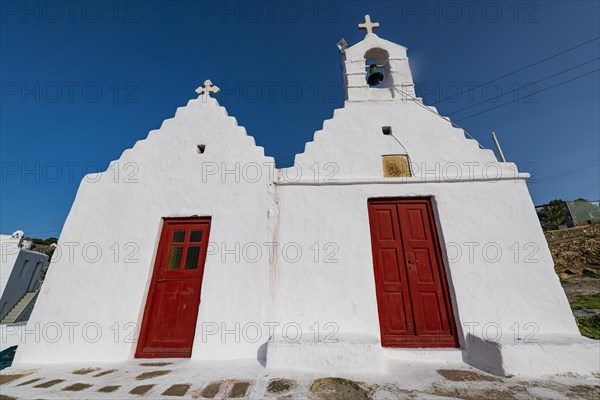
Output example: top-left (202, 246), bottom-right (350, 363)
top-left (368, 198), bottom-right (458, 348)
top-left (136, 217), bottom-right (211, 358)
top-left (370, 204), bottom-right (415, 339)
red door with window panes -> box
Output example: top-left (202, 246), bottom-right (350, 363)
top-left (368, 198), bottom-right (458, 348)
top-left (136, 217), bottom-right (211, 358)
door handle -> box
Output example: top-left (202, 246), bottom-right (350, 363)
top-left (407, 257), bottom-right (416, 271)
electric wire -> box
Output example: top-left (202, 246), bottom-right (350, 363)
top-left (431, 36), bottom-right (600, 105)
top-left (447, 58), bottom-right (600, 116)
top-left (454, 68), bottom-right (600, 122)
top-left (531, 160), bottom-right (600, 183)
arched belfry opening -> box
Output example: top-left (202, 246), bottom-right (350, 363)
top-left (342, 15), bottom-right (416, 101)
top-left (364, 48), bottom-right (392, 88)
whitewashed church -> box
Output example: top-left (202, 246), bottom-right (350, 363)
top-left (13, 17), bottom-right (598, 376)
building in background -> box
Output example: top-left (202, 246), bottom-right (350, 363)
top-left (0, 231), bottom-right (49, 327)
top-left (536, 200), bottom-right (600, 230)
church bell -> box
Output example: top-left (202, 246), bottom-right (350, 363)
top-left (367, 64), bottom-right (384, 86)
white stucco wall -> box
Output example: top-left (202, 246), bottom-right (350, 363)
top-left (15, 96), bottom-right (275, 363)
top-left (1, 322), bottom-right (26, 351)
top-left (265, 91), bottom-right (585, 374)
top-left (271, 180), bottom-right (578, 342)
top-left (12, 33), bottom-right (598, 375)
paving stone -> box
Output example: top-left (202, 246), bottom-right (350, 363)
top-left (16, 378), bottom-right (43, 386)
top-left (135, 370), bottom-right (172, 380)
top-left (139, 361), bottom-right (172, 367)
top-left (97, 385), bottom-right (120, 393)
top-left (437, 369), bottom-right (502, 382)
top-left (63, 383), bottom-right (93, 391)
top-left (430, 386), bottom-right (521, 400)
top-left (0, 374), bottom-right (28, 385)
top-left (229, 380), bottom-right (252, 398)
top-left (532, 382), bottom-right (600, 399)
top-left (266, 379), bottom-right (296, 395)
top-left (162, 383), bottom-right (191, 396)
top-left (309, 377), bottom-right (372, 400)
top-left (72, 367), bottom-right (101, 375)
top-left (566, 384), bottom-right (600, 398)
top-left (130, 384), bottom-right (155, 395)
top-left (34, 379), bottom-right (66, 388)
top-left (369, 384), bottom-right (412, 399)
top-left (526, 386), bottom-right (568, 399)
top-left (201, 381), bottom-right (223, 398)
top-left (93, 368), bottom-right (118, 377)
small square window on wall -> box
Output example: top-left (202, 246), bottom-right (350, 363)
top-left (382, 155), bottom-right (411, 178)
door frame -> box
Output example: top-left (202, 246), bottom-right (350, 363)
top-left (367, 196), bottom-right (459, 348)
top-left (135, 216), bottom-right (211, 358)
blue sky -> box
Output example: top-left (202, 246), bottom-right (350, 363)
top-left (1, 0), bottom-right (599, 237)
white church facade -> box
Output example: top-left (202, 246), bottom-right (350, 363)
top-left (12, 17), bottom-right (598, 376)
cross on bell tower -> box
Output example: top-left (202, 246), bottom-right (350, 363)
top-left (358, 15), bottom-right (380, 35)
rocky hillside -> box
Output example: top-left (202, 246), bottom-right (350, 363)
top-left (546, 223), bottom-right (600, 339)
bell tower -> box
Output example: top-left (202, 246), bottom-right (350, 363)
top-left (342, 15), bottom-right (416, 102)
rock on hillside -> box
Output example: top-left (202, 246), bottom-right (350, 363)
top-left (546, 223), bottom-right (600, 339)
top-left (545, 223), bottom-right (600, 280)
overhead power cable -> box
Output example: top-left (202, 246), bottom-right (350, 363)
top-left (431, 36), bottom-right (600, 105)
top-left (447, 57), bottom-right (600, 115)
top-left (455, 68), bottom-right (600, 122)
top-left (532, 160), bottom-right (600, 182)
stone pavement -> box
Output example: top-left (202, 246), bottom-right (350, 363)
top-left (0, 359), bottom-right (598, 399)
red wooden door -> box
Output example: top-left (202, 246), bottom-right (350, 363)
top-left (136, 217), bottom-right (211, 358)
top-left (368, 198), bottom-right (458, 348)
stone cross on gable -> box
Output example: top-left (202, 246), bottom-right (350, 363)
top-left (196, 80), bottom-right (220, 96)
top-left (358, 15), bottom-right (379, 35)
